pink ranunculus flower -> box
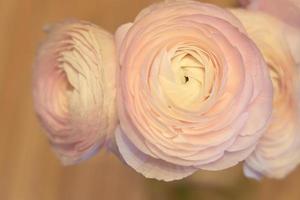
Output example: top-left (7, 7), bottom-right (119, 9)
top-left (238, 0), bottom-right (300, 66)
top-left (115, 0), bottom-right (273, 181)
top-left (33, 21), bottom-right (118, 165)
top-left (231, 9), bottom-right (300, 179)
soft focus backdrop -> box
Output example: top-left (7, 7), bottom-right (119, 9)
top-left (1, 0), bottom-right (300, 199)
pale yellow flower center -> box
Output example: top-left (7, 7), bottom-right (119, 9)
top-left (160, 47), bottom-right (215, 110)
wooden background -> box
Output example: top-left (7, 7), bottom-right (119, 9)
top-left (0, 0), bottom-right (300, 199)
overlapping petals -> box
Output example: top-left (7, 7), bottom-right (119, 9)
top-left (33, 21), bottom-right (118, 165)
top-left (232, 10), bottom-right (300, 179)
top-left (238, 0), bottom-right (300, 66)
top-left (115, 0), bottom-right (273, 181)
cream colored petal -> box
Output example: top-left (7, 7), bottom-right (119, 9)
top-left (33, 20), bottom-right (119, 164)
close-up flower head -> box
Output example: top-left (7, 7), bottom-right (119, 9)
top-left (231, 9), bottom-right (300, 179)
top-left (32, 21), bottom-right (119, 165)
top-left (115, 0), bottom-right (273, 181)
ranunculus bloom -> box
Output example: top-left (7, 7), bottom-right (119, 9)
top-left (33, 21), bottom-right (118, 165)
top-left (232, 9), bottom-right (300, 179)
top-left (115, 0), bottom-right (273, 181)
top-left (238, 0), bottom-right (300, 66)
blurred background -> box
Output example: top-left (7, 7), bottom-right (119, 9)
top-left (1, 0), bottom-right (300, 199)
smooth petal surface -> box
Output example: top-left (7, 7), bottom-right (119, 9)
top-left (285, 26), bottom-right (300, 67)
top-left (239, 0), bottom-right (300, 28)
top-left (232, 9), bottom-right (300, 179)
top-left (115, 0), bottom-right (273, 181)
top-left (238, 0), bottom-right (300, 66)
top-left (115, 127), bottom-right (198, 181)
top-left (33, 20), bottom-right (118, 165)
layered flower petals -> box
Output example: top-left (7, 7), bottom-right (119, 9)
top-left (33, 21), bottom-right (118, 165)
top-left (238, 0), bottom-right (300, 66)
top-left (231, 10), bottom-right (300, 179)
top-left (115, 1), bottom-right (273, 181)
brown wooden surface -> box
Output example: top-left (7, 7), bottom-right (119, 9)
top-left (0, 0), bottom-right (300, 199)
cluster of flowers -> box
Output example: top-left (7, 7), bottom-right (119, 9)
top-left (33, 0), bottom-right (300, 181)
